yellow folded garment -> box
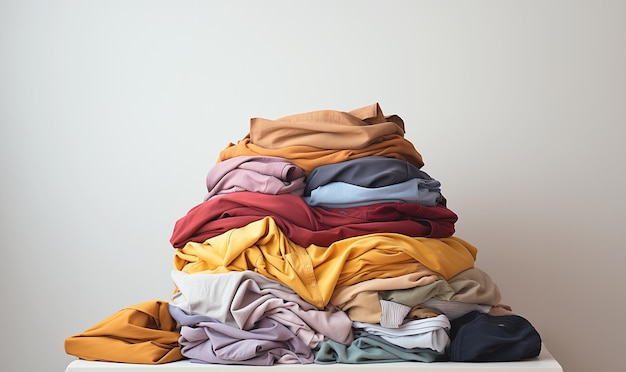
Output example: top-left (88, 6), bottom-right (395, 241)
top-left (217, 135), bottom-right (424, 176)
top-left (174, 217), bottom-right (477, 309)
top-left (64, 300), bottom-right (183, 364)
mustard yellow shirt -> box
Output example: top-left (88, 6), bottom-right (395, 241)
top-left (217, 135), bottom-right (424, 176)
top-left (64, 300), bottom-right (183, 364)
top-left (174, 217), bottom-right (477, 309)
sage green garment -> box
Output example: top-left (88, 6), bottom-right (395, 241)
top-left (380, 279), bottom-right (455, 306)
top-left (380, 267), bottom-right (502, 306)
top-left (313, 331), bottom-right (445, 364)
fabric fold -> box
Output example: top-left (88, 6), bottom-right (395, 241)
top-left (64, 300), bottom-right (183, 364)
top-left (170, 192), bottom-right (457, 249)
top-left (203, 155), bottom-right (305, 201)
top-left (218, 135), bottom-right (424, 176)
top-left (249, 103), bottom-right (405, 149)
top-left (174, 216), bottom-right (477, 309)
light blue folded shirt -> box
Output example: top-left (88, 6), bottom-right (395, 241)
top-left (303, 178), bottom-right (442, 208)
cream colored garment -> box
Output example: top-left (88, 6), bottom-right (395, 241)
top-left (330, 269), bottom-right (445, 323)
top-left (329, 267), bottom-right (501, 323)
top-left (330, 268), bottom-right (443, 308)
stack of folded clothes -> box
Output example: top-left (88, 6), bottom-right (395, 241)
top-left (65, 103), bottom-right (542, 365)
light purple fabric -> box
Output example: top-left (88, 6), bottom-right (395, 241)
top-left (170, 270), bottom-right (354, 347)
top-left (169, 305), bottom-right (313, 365)
top-left (232, 279), bottom-right (354, 346)
top-left (204, 156), bottom-right (305, 201)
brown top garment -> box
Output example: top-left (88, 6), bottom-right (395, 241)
top-left (218, 103), bottom-right (424, 175)
top-left (249, 102), bottom-right (406, 149)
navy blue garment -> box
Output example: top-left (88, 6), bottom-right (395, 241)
top-left (304, 156), bottom-right (433, 196)
top-left (447, 311), bottom-right (542, 362)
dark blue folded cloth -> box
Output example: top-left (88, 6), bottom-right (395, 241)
top-left (447, 311), bottom-right (542, 362)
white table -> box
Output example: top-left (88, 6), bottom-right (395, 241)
top-left (65, 344), bottom-right (562, 372)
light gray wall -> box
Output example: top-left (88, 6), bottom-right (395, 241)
top-left (2, 1), bottom-right (625, 371)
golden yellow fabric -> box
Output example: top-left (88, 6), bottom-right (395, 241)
top-left (64, 300), bottom-right (183, 364)
top-left (217, 135), bottom-right (424, 176)
top-left (174, 217), bottom-right (477, 309)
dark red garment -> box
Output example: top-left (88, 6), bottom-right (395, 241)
top-left (170, 192), bottom-right (457, 248)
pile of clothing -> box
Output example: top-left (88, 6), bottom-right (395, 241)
top-left (65, 103), bottom-right (542, 365)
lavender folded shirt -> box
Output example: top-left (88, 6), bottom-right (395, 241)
top-left (204, 156), bottom-right (305, 201)
top-left (170, 270), bottom-right (354, 347)
top-left (169, 305), bottom-right (313, 365)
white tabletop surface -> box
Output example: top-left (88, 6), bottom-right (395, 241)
top-left (65, 344), bottom-right (562, 372)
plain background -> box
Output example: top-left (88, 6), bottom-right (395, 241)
top-left (1, 1), bottom-right (625, 371)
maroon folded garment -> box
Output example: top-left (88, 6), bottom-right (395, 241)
top-left (170, 192), bottom-right (457, 248)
